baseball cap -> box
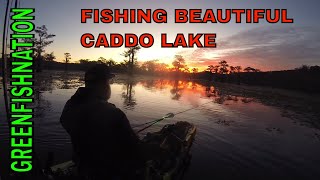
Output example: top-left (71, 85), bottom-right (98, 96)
top-left (84, 64), bottom-right (115, 83)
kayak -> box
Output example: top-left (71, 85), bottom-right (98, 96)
top-left (48, 121), bottom-right (197, 180)
top-left (141, 121), bottom-right (197, 180)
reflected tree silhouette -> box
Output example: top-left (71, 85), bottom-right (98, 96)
top-left (143, 79), bottom-right (157, 90)
top-left (34, 75), bottom-right (53, 119)
top-left (60, 72), bottom-right (72, 89)
top-left (191, 81), bottom-right (197, 90)
top-left (156, 80), bottom-right (166, 90)
top-left (33, 90), bottom-right (52, 119)
top-left (170, 80), bottom-right (184, 100)
top-left (56, 71), bottom-right (83, 89)
top-left (140, 79), bottom-right (168, 91)
top-left (117, 77), bottom-right (320, 129)
top-left (121, 79), bottom-right (137, 110)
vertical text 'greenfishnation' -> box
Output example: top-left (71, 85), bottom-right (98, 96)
top-left (10, 8), bottom-right (35, 173)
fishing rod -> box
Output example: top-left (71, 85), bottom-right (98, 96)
top-left (136, 113), bottom-right (174, 133)
top-left (135, 100), bottom-right (214, 133)
top-left (1, 0), bottom-right (11, 126)
top-left (134, 113), bottom-right (174, 128)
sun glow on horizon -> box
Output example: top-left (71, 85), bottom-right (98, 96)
top-left (60, 46), bottom-right (217, 71)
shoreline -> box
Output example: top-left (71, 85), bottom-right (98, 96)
top-left (2, 70), bottom-right (320, 97)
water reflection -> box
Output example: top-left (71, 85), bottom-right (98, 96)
top-left (135, 79), bottom-right (320, 129)
top-left (121, 78), bottom-right (137, 110)
top-left (57, 72), bottom-right (83, 90)
top-left (33, 90), bottom-right (52, 118)
top-left (29, 71), bottom-right (320, 131)
top-left (170, 80), bottom-right (183, 100)
top-left (60, 72), bottom-right (73, 89)
top-left (31, 72), bottom-right (54, 118)
top-left (1, 71), bottom-right (320, 179)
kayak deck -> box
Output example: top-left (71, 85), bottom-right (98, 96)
top-left (143, 121), bottom-right (196, 180)
top-left (49, 121), bottom-right (197, 179)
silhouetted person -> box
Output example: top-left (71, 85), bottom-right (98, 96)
top-left (60, 64), bottom-right (141, 179)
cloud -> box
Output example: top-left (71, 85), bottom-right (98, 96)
top-left (178, 25), bottom-right (320, 71)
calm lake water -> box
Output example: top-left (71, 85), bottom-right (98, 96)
top-left (1, 70), bottom-right (320, 179)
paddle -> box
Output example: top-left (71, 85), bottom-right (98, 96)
top-left (135, 113), bottom-right (175, 134)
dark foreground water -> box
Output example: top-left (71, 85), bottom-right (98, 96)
top-left (1, 70), bottom-right (320, 179)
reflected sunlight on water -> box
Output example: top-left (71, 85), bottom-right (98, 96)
top-left (1, 70), bottom-right (320, 179)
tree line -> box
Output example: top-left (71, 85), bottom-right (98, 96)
top-left (10, 25), bottom-right (319, 78)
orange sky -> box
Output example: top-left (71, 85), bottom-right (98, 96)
top-left (2, 1), bottom-right (319, 71)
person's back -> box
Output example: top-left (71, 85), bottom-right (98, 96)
top-left (60, 65), bottom-right (141, 179)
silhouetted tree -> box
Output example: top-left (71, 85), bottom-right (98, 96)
top-left (235, 66), bottom-right (242, 73)
top-left (192, 68), bottom-right (198, 74)
top-left (309, 65), bottom-right (320, 71)
top-left (141, 60), bottom-right (158, 73)
top-left (97, 57), bottom-right (107, 64)
top-left (229, 66), bottom-right (236, 73)
top-left (155, 63), bottom-right (168, 72)
top-left (172, 55), bottom-right (187, 72)
top-left (183, 66), bottom-right (190, 73)
top-left (244, 67), bottom-right (256, 72)
top-left (106, 58), bottom-right (117, 67)
top-left (218, 60), bottom-right (229, 74)
top-left (64, 53), bottom-right (71, 70)
top-left (43, 52), bottom-right (55, 62)
top-left (192, 68), bottom-right (199, 79)
top-left (295, 65), bottom-right (310, 71)
top-left (122, 45), bottom-right (141, 75)
top-left (214, 65), bottom-right (219, 73)
top-left (244, 67), bottom-right (251, 72)
top-left (43, 52), bottom-right (55, 69)
top-left (207, 65), bottom-right (220, 74)
top-left (79, 59), bottom-right (90, 64)
top-left (207, 65), bottom-right (214, 72)
top-left (24, 25), bottom-right (56, 72)
top-left (234, 66), bottom-right (242, 85)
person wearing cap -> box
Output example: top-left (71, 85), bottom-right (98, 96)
top-left (60, 64), bottom-right (142, 179)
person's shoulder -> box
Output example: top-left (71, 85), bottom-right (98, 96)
top-left (103, 102), bottom-right (117, 110)
top-left (101, 102), bottom-right (125, 115)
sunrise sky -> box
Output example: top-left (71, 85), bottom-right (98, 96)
top-left (1, 0), bottom-right (320, 71)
